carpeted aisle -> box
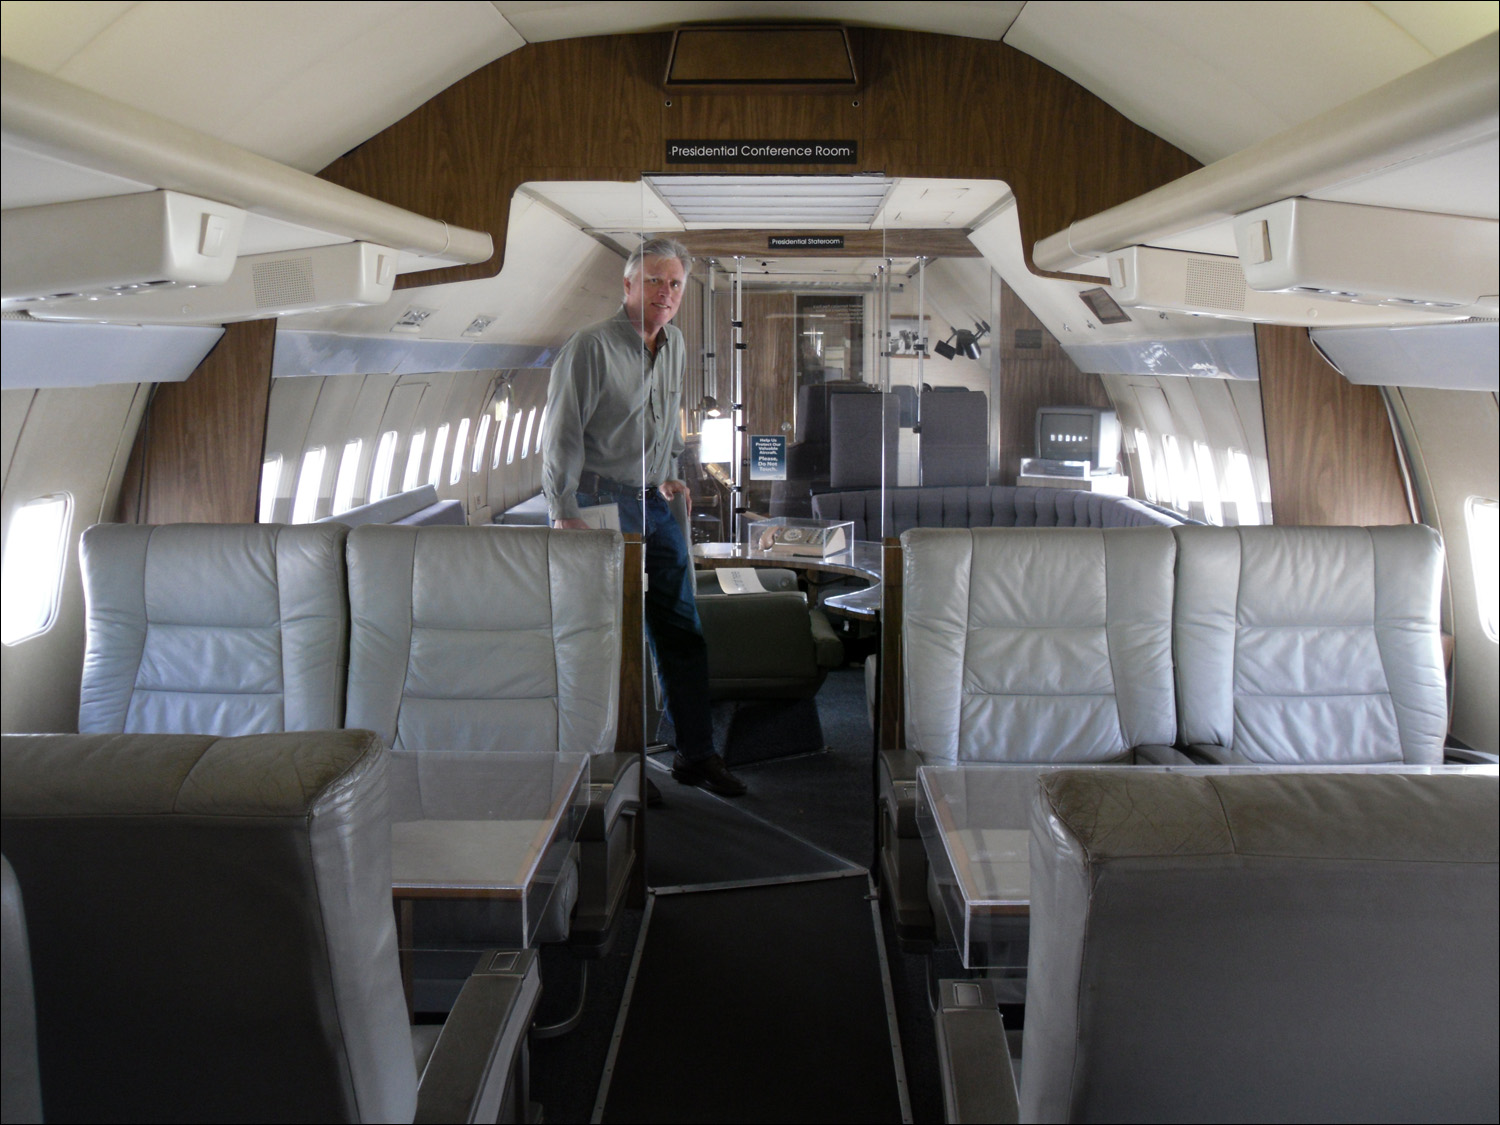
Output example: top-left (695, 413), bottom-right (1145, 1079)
top-left (596, 872), bottom-right (908, 1123)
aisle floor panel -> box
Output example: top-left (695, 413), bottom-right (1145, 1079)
top-left (598, 874), bottom-right (907, 1124)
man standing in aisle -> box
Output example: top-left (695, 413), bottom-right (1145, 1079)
top-left (542, 237), bottom-right (747, 798)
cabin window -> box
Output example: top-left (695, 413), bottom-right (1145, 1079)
top-left (1468, 496), bottom-right (1498, 642)
top-left (1194, 442), bottom-right (1223, 526)
top-left (402, 430), bottom-right (427, 493)
top-left (291, 447), bottom-right (326, 524)
top-left (370, 431), bottom-right (399, 502)
top-left (428, 424), bottom-right (450, 489)
top-left (492, 397), bottom-right (512, 469)
top-left (450, 418), bottom-right (471, 485)
top-left (2, 493), bottom-right (72, 646)
top-left (332, 440), bottom-right (362, 515)
top-left (519, 408), bottom-right (536, 460)
top-left (258, 456), bottom-right (283, 523)
top-left (534, 407), bottom-right (547, 455)
top-left (472, 415), bottom-right (492, 475)
top-left (1227, 449), bottom-right (1262, 526)
top-left (1161, 434), bottom-right (1196, 514)
top-left (506, 413), bottom-right (523, 465)
top-left (1132, 428), bottom-right (1158, 504)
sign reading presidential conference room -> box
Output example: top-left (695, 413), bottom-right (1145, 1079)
top-left (665, 140), bottom-right (857, 164)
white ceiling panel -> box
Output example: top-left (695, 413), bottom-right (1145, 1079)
top-left (284, 192), bottom-right (623, 344)
top-left (967, 198), bottom-right (1250, 344)
top-left (1004, 1), bottom-right (1495, 164)
top-left (492, 1), bottom-right (1025, 43)
top-left (0, 140), bottom-right (152, 209)
top-left (519, 181), bottom-right (681, 232)
top-left (873, 179), bottom-right (1012, 228)
top-left (1310, 133), bottom-right (1500, 220)
top-left (0, 1), bottom-right (523, 171)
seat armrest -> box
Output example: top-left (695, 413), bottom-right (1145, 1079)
top-left (581, 753), bottom-right (641, 842)
top-left (1134, 744), bottom-right (1194, 765)
top-left (879, 749), bottom-right (926, 838)
top-left (415, 949), bottom-right (542, 1125)
top-left (808, 607), bottom-right (844, 669)
top-left (1443, 745), bottom-right (1499, 765)
top-left (1180, 743), bottom-right (1250, 765)
top-left (934, 978), bottom-right (1019, 1125)
top-left (880, 748), bottom-right (924, 785)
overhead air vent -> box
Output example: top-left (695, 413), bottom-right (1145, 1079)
top-left (1, 190), bottom-right (245, 306)
top-left (664, 25), bottom-right (857, 92)
top-left (1104, 246), bottom-right (1467, 328)
top-left (29, 242), bottom-right (398, 326)
top-left (645, 174), bottom-right (891, 227)
top-left (1233, 198), bottom-right (1498, 315)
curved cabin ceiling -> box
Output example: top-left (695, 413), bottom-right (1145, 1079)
top-left (1, 1), bottom-right (1493, 176)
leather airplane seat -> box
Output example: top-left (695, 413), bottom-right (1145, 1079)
top-left (917, 389), bottom-right (988, 487)
top-left (343, 524), bottom-right (635, 958)
top-left (936, 768), bottom-right (1500, 1123)
top-left (77, 522), bottom-right (349, 735)
top-left (883, 526), bottom-right (1185, 946)
top-left (0, 730), bottom-right (541, 1124)
top-left (693, 567), bottom-right (845, 762)
top-left (1173, 524), bottom-right (1448, 764)
top-left (1, 855), bottom-right (41, 1125)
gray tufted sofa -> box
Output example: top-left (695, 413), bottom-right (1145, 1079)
top-left (812, 485), bottom-right (1182, 539)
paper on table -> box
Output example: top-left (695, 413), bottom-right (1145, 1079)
top-left (716, 567), bottom-right (767, 594)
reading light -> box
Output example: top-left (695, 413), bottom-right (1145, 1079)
top-left (699, 395), bottom-right (722, 418)
top-left (933, 333), bottom-right (957, 360)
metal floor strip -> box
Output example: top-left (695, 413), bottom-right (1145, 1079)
top-left (589, 893), bottom-right (655, 1125)
top-left (869, 871), bottom-right (915, 1124)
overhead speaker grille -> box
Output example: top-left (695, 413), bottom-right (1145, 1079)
top-left (1183, 257), bottom-right (1246, 312)
top-left (253, 257), bottom-right (316, 308)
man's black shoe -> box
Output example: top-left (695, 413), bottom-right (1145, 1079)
top-left (670, 752), bottom-right (747, 797)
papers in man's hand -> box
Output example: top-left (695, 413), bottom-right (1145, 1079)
top-left (716, 567), bottom-right (767, 595)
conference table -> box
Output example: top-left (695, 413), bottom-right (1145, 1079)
top-left (692, 538), bottom-right (883, 619)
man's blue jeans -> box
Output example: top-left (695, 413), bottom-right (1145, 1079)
top-left (576, 487), bottom-right (715, 762)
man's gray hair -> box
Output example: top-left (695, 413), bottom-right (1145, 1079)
top-left (624, 237), bottom-right (693, 280)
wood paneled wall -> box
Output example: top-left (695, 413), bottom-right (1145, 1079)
top-left (995, 282), bottom-right (1115, 485)
top-left (116, 320), bottom-right (276, 524)
top-left (318, 30), bottom-right (1199, 287)
top-left (1255, 324), bottom-right (1411, 527)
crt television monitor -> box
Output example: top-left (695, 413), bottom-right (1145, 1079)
top-left (1035, 406), bottom-right (1121, 472)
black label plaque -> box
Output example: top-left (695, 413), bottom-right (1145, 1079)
top-left (768, 236), bottom-right (846, 250)
top-left (665, 140), bottom-right (857, 164)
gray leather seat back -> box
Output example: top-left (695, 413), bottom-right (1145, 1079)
top-left (79, 523), bottom-right (349, 734)
top-left (1174, 525), bottom-right (1447, 763)
top-left (1023, 769), bottom-right (1499, 1122)
top-left (1, 855), bottom-right (41, 1125)
top-left (346, 525), bottom-right (622, 755)
top-left (0, 730), bottom-right (416, 1123)
top-left (902, 527), bottom-right (1176, 762)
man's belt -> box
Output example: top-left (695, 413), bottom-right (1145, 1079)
top-left (578, 471), bottom-right (656, 495)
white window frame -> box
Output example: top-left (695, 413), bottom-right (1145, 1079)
top-left (291, 446), bottom-right (326, 524)
top-left (370, 431), bottom-right (399, 502)
top-left (1, 492), bottom-right (74, 646)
